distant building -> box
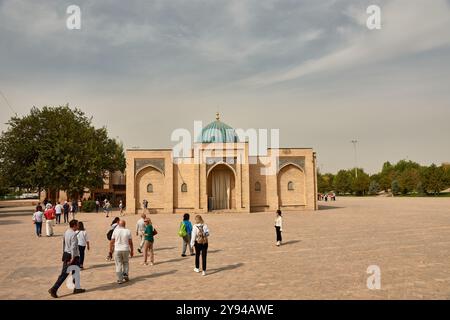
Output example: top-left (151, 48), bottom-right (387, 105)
top-left (125, 114), bottom-right (318, 214)
top-left (40, 170), bottom-right (126, 206)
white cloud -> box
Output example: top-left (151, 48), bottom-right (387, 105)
top-left (239, 0), bottom-right (450, 87)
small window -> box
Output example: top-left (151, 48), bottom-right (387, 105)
top-left (181, 183), bottom-right (187, 192)
top-left (255, 181), bottom-right (261, 192)
top-left (147, 183), bottom-right (153, 193)
top-left (287, 181), bottom-right (294, 191)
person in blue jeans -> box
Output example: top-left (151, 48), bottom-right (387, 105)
top-left (32, 205), bottom-right (44, 237)
top-left (181, 213), bottom-right (194, 257)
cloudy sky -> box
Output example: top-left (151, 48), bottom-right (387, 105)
top-left (1, 0), bottom-right (449, 173)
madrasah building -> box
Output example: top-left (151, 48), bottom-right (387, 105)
top-left (125, 113), bottom-right (318, 214)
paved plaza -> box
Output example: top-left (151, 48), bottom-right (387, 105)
top-left (0, 197), bottom-right (449, 300)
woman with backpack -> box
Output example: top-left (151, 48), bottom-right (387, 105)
top-left (77, 221), bottom-right (90, 269)
top-left (179, 213), bottom-right (194, 257)
top-left (190, 215), bottom-right (209, 276)
top-left (275, 209), bottom-right (283, 246)
top-left (106, 217), bottom-right (120, 261)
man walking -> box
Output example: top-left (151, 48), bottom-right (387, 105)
top-left (48, 219), bottom-right (86, 298)
top-left (63, 201), bottom-right (70, 223)
top-left (71, 199), bottom-right (78, 218)
top-left (136, 213), bottom-right (146, 253)
top-left (110, 220), bottom-right (134, 284)
top-left (44, 204), bottom-right (55, 237)
top-left (55, 202), bottom-right (63, 224)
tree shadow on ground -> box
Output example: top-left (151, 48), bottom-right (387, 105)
top-left (318, 204), bottom-right (344, 210)
top-left (85, 261), bottom-right (115, 270)
top-left (79, 270), bottom-right (178, 294)
top-left (155, 246), bottom-right (176, 252)
top-left (206, 263), bottom-right (244, 275)
top-left (154, 257), bottom-right (186, 265)
top-left (0, 219), bottom-right (21, 225)
top-left (0, 212), bottom-right (33, 218)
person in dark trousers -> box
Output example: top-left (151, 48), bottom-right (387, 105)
top-left (190, 215), bottom-right (210, 276)
top-left (32, 205), bottom-right (44, 237)
top-left (71, 199), bottom-right (78, 217)
top-left (48, 219), bottom-right (86, 298)
top-left (63, 201), bottom-right (70, 223)
top-left (76, 221), bottom-right (90, 269)
top-left (275, 209), bottom-right (283, 246)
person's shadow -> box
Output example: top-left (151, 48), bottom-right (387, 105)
top-left (281, 240), bottom-right (301, 246)
top-left (206, 263), bottom-right (244, 275)
top-left (71, 270), bottom-right (178, 295)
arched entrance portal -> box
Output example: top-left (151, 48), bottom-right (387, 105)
top-left (278, 163), bottom-right (306, 208)
top-left (135, 165), bottom-right (165, 212)
top-left (207, 163), bottom-right (236, 211)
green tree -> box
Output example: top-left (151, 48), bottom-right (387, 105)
top-left (351, 168), bottom-right (370, 196)
top-left (391, 180), bottom-right (400, 195)
top-left (368, 181), bottom-right (380, 195)
top-left (421, 164), bottom-right (446, 195)
top-left (397, 167), bottom-right (421, 194)
top-left (317, 172), bottom-right (335, 193)
top-left (333, 170), bottom-right (352, 195)
top-left (0, 105), bottom-right (125, 202)
top-left (379, 161), bottom-right (394, 192)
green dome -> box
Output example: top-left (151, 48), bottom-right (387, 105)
top-left (197, 113), bottom-right (239, 143)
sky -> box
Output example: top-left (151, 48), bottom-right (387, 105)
top-left (0, 0), bottom-right (449, 174)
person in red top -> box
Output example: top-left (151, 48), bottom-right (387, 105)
top-left (44, 204), bottom-right (56, 237)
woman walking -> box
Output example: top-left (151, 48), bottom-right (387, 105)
top-left (179, 213), bottom-right (194, 257)
top-left (32, 205), bottom-right (44, 237)
top-left (106, 217), bottom-right (120, 261)
top-left (190, 215), bottom-right (209, 276)
top-left (275, 209), bottom-right (283, 246)
top-left (77, 221), bottom-right (90, 269)
top-left (119, 200), bottom-right (124, 216)
top-left (143, 218), bottom-right (155, 266)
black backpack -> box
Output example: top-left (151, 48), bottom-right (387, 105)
top-left (107, 225), bottom-right (117, 240)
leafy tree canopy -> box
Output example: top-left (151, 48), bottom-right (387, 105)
top-left (0, 105), bottom-right (125, 198)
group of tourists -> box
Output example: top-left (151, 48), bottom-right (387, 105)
top-left (34, 201), bottom-right (284, 298)
top-left (32, 201), bottom-right (78, 237)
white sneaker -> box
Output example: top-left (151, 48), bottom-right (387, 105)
top-left (276, 241), bottom-right (281, 246)
top-left (194, 268), bottom-right (200, 273)
top-left (202, 271), bottom-right (206, 276)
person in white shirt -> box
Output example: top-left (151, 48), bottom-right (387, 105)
top-left (76, 221), bottom-right (90, 269)
top-left (136, 213), bottom-right (146, 253)
top-left (275, 210), bottom-right (283, 246)
top-left (110, 220), bottom-right (134, 284)
top-left (32, 205), bottom-right (44, 237)
top-left (190, 215), bottom-right (210, 276)
top-left (55, 202), bottom-right (63, 224)
top-left (119, 200), bottom-right (124, 216)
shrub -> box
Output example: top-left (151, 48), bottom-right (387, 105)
top-left (82, 200), bottom-right (96, 212)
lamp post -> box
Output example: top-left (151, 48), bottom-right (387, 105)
top-left (351, 140), bottom-right (358, 178)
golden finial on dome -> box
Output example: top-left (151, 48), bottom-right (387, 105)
top-left (216, 112), bottom-right (220, 121)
